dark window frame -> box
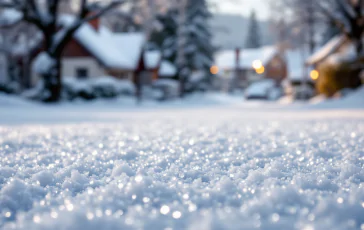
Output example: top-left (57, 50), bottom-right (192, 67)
top-left (76, 67), bottom-right (88, 79)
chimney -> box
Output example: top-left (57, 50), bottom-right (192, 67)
top-left (235, 47), bottom-right (240, 70)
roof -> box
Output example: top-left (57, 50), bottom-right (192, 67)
top-left (306, 35), bottom-right (347, 65)
top-left (215, 46), bottom-right (278, 70)
top-left (144, 50), bottom-right (162, 69)
top-left (286, 48), bottom-right (311, 81)
top-left (143, 50), bottom-right (176, 76)
top-left (59, 15), bottom-right (145, 70)
top-left (159, 61), bottom-right (177, 77)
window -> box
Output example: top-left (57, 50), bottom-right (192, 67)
top-left (76, 68), bottom-right (88, 79)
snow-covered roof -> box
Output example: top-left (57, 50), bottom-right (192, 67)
top-left (159, 60), bottom-right (177, 77)
top-left (144, 50), bottom-right (162, 69)
top-left (59, 15), bottom-right (145, 70)
top-left (306, 35), bottom-right (347, 65)
top-left (215, 46), bottom-right (278, 70)
top-left (286, 48), bottom-right (311, 81)
top-left (0, 9), bottom-right (22, 26)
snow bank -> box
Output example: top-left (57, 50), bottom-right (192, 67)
top-left (0, 93), bottom-right (38, 107)
top-left (309, 86), bottom-right (364, 109)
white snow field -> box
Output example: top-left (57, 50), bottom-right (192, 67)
top-left (0, 97), bottom-right (364, 230)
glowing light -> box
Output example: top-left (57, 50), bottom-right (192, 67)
top-left (160, 205), bottom-right (170, 215)
top-left (310, 70), bottom-right (319, 80)
top-left (252, 60), bottom-right (263, 70)
top-left (210, 66), bottom-right (219, 75)
top-left (255, 66), bottom-right (265, 75)
top-left (5, 212), bottom-right (11, 218)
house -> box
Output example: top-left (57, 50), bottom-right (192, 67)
top-left (284, 48), bottom-right (316, 99)
top-left (214, 46), bottom-right (287, 89)
top-left (306, 35), bottom-right (352, 68)
top-left (306, 35), bottom-right (363, 95)
top-left (31, 15), bottom-right (177, 88)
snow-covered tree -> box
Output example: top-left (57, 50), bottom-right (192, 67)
top-left (0, 0), bottom-right (126, 102)
top-left (245, 10), bottom-right (262, 49)
top-left (149, 8), bottom-right (178, 58)
top-left (175, 0), bottom-right (214, 96)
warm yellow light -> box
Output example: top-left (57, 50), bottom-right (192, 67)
top-left (256, 66), bottom-right (265, 74)
top-left (252, 60), bottom-right (263, 70)
top-left (210, 65), bottom-right (219, 75)
top-left (310, 70), bottom-right (319, 80)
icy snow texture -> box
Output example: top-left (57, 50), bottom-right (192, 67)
top-left (0, 106), bottom-right (364, 230)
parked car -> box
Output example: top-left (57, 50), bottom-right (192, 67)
top-left (245, 79), bottom-right (283, 100)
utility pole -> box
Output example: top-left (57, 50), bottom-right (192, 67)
top-left (176, 0), bottom-right (188, 98)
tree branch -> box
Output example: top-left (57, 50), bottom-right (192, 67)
top-left (54, 0), bottom-right (125, 55)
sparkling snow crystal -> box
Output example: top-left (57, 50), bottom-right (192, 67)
top-left (0, 106), bottom-right (363, 230)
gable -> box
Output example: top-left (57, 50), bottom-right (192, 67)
top-left (62, 38), bottom-right (93, 58)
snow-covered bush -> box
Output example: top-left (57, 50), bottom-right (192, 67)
top-left (0, 81), bottom-right (19, 94)
top-left (142, 86), bottom-right (164, 101)
top-left (21, 80), bottom-right (45, 100)
top-left (61, 77), bottom-right (136, 101)
top-left (62, 77), bottom-right (95, 100)
top-left (317, 60), bottom-right (362, 97)
top-left (152, 79), bottom-right (179, 101)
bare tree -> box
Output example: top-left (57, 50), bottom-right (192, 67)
top-left (272, 0), bottom-right (363, 56)
top-left (318, 0), bottom-right (364, 56)
top-left (0, 0), bottom-right (126, 102)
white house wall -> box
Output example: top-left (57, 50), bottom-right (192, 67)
top-left (62, 58), bottom-right (106, 78)
top-left (31, 57), bottom-right (107, 86)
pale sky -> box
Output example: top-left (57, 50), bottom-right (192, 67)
top-left (214, 0), bottom-right (270, 20)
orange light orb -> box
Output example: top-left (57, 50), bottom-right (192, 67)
top-left (210, 65), bottom-right (219, 75)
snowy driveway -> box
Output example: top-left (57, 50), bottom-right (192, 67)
top-left (0, 105), bottom-right (364, 230)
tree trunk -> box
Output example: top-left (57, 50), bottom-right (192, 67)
top-left (355, 39), bottom-right (363, 57)
top-left (43, 57), bottom-right (62, 103)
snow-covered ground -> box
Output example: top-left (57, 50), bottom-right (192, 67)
top-left (0, 92), bottom-right (364, 230)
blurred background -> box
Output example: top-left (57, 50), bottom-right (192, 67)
top-left (0, 0), bottom-right (363, 104)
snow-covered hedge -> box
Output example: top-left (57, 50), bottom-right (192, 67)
top-left (62, 77), bottom-right (136, 101)
top-left (152, 79), bottom-right (179, 100)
